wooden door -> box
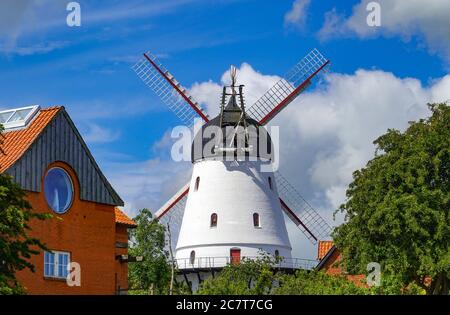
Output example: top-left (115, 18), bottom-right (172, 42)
top-left (230, 248), bottom-right (241, 265)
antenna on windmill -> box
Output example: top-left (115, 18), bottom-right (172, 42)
top-left (230, 65), bottom-right (237, 92)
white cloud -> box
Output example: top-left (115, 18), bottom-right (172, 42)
top-left (0, 0), bottom-right (63, 52)
top-left (0, 41), bottom-right (69, 56)
top-left (82, 0), bottom-right (196, 25)
top-left (284, 0), bottom-right (311, 28)
top-left (82, 123), bottom-right (121, 143)
top-left (94, 124), bottom-right (191, 219)
top-left (189, 63), bottom-right (280, 117)
top-left (0, 0), bottom-right (197, 55)
top-left (274, 70), bottom-right (432, 210)
top-left (317, 0), bottom-right (450, 61)
top-left (104, 150), bottom-right (192, 219)
top-left (68, 97), bottom-right (159, 121)
top-left (189, 80), bottom-right (222, 117)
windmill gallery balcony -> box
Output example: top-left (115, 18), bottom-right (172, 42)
top-left (173, 256), bottom-right (318, 272)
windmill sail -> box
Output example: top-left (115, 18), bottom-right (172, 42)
top-left (155, 183), bottom-right (190, 250)
top-left (247, 48), bottom-right (329, 125)
top-left (133, 52), bottom-right (209, 126)
top-left (275, 171), bottom-right (332, 244)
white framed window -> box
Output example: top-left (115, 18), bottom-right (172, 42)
top-left (44, 250), bottom-right (70, 279)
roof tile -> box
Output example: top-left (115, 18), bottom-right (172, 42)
top-left (317, 240), bottom-right (334, 260)
top-left (0, 107), bottom-right (61, 172)
top-left (115, 207), bottom-right (137, 227)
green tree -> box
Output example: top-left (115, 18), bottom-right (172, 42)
top-left (197, 255), bottom-right (277, 295)
top-left (333, 103), bottom-right (450, 295)
top-left (0, 125), bottom-right (50, 294)
top-left (274, 270), bottom-right (371, 295)
top-left (197, 256), bottom-right (371, 295)
top-left (128, 208), bottom-right (171, 294)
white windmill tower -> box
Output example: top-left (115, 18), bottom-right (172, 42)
top-left (133, 49), bottom-right (332, 291)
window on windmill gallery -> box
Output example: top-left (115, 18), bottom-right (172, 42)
top-left (210, 213), bottom-right (218, 227)
top-left (253, 213), bottom-right (260, 228)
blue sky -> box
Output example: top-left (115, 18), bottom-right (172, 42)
top-left (1, 0), bottom-right (449, 258)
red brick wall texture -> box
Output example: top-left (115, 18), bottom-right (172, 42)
top-left (15, 161), bottom-right (128, 295)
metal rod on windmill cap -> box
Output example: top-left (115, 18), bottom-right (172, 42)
top-left (230, 65), bottom-right (237, 91)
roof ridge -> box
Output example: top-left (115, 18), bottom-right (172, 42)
top-left (40, 105), bottom-right (64, 111)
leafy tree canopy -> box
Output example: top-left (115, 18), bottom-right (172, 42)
top-left (274, 270), bottom-right (370, 295)
top-left (128, 208), bottom-right (171, 294)
top-left (0, 174), bottom-right (50, 294)
top-left (197, 256), bottom-right (370, 295)
top-left (333, 103), bottom-right (450, 294)
top-left (197, 256), bottom-right (276, 295)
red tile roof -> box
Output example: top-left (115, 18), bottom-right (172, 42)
top-left (115, 208), bottom-right (137, 227)
top-left (0, 107), bottom-right (61, 172)
top-left (317, 240), bottom-right (334, 260)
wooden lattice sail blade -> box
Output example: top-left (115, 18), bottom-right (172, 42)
top-left (247, 48), bottom-right (330, 125)
top-left (132, 52), bottom-right (209, 126)
top-left (280, 198), bottom-right (317, 244)
top-left (155, 183), bottom-right (190, 250)
top-left (155, 183), bottom-right (190, 220)
top-left (275, 171), bottom-right (332, 245)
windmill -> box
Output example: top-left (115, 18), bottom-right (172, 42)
top-left (132, 48), bottom-right (332, 289)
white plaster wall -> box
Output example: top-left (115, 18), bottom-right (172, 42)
top-left (175, 159), bottom-right (292, 267)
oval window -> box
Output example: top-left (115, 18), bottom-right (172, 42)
top-left (44, 167), bottom-right (74, 214)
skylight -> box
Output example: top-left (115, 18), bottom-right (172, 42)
top-left (0, 105), bottom-right (40, 130)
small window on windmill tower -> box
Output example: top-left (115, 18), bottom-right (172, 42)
top-left (210, 213), bottom-right (218, 227)
top-left (268, 177), bottom-right (273, 190)
top-left (253, 213), bottom-right (260, 228)
top-left (190, 251), bottom-right (195, 265)
top-left (275, 250), bottom-right (279, 257)
top-left (194, 176), bottom-right (200, 191)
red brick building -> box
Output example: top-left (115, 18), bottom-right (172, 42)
top-left (0, 105), bottom-right (136, 294)
top-left (316, 240), bottom-right (366, 287)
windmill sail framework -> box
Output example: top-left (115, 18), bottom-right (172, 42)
top-left (133, 48), bottom-right (333, 276)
